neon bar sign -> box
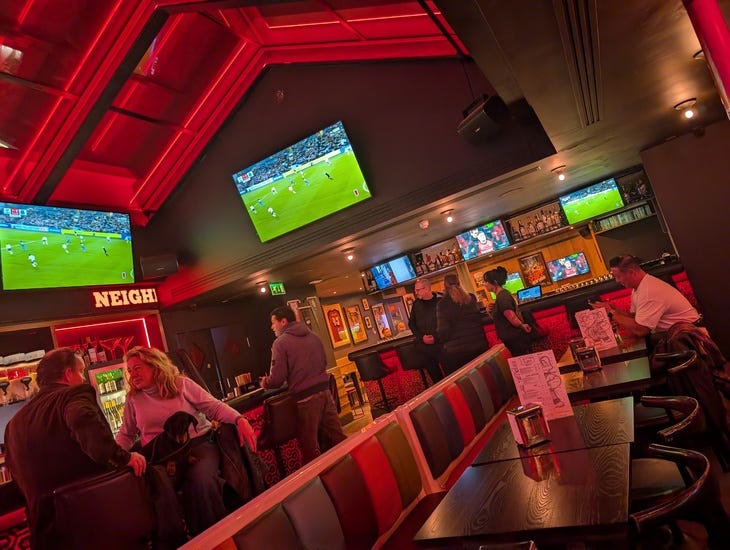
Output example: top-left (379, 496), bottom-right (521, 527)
top-left (92, 287), bottom-right (159, 309)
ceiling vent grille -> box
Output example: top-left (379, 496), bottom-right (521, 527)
top-left (553, 0), bottom-right (602, 127)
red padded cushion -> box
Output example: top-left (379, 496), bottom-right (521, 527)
top-left (476, 362), bottom-right (502, 410)
top-left (351, 436), bottom-right (402, 534)
top-left (443, 383), bottom-right (476, 445)
top-left (378, 350), bottom-right (400, 373)
top-left (320, 455), bottom-right (378, 548)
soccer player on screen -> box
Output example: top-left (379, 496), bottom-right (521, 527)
top-left (28, 254), bottom-right (38, 268)
top-left (61, 243), bottom-right (69, 254)
top-left (288, 184), bottom-right (296, 194)
top-left (5, 243), bottom-right (12, 255)
top-left (267, 207), bottom-right (277, 218)
top-left (20, 241), bottom-right (26, 251)
top-left (325, 172), bottom-right (334, 181)
top-left (41, 236), bottom-right (48, 245)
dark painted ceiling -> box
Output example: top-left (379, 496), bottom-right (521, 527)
top-left (1, 0), bottom-right (728, 305)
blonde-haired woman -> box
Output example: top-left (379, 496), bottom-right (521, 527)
top-left (116, 346), bottom-right (256, 536)
top-left (436, 273), bottom-right (489, 374)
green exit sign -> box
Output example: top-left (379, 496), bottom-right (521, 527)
top-left (269, 282), bottom-right (286, 295)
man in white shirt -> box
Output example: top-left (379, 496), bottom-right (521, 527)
top-left (589, 255), bottom-right (700, 337)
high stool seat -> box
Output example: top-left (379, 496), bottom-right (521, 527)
top-left (353, 352), bottom-right (396, 418)
top-left (394, 341), bottom-right (434, 389)
top-left (258, 393), bottom-right (299, 476)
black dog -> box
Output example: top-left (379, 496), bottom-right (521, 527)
top-left (144, 411), bottom-right (199, 478)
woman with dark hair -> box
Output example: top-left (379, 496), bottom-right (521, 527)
top-left (483, 266), bottom-right (533, 356)
top-left (436, 273), bottom-right (489, 374)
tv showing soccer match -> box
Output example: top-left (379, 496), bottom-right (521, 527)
top-left (232, 121), bottom-right (371, 242)
top-left (454, 220), bottom-right (511, 261)
top-left (546, 252), bottom-right (590, 283)
top-left (370, 255), bottom-right (417, 290)
top-left (0, 202), bottom-right (134, 290)
top-left (488, 272), bottom-right (524, 299)
top-left (558, 178), bottom-right (625, 225)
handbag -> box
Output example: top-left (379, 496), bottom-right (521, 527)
top-left (256, 391), bottom-right (298, 450)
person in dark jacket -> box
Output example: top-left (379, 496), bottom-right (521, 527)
top-left (261, 306), bottom-right (346, 463)
top-left (4, 348), bottom-right (146, 549)
top-left (408, 277), bottom-right (444, 382)
top-left (484, 266), bottom-right (533, 356)
top-left (436, 273), bottom-right (489, 374)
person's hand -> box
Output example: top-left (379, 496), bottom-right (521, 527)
top-left (258, 376), bottom-right (267, 389)
top-left (127, 452), bottom-right (146, 477)
top-left (522, 323), bottom-right (532, 333)
top-left (487, 303), bottom-right (496, 314)
top-left (422, 334), bottom-right (435, 345)
top-left (236, 416), bottom-right (257, 452)
top-left (589, 300), bottom-right (608, 310)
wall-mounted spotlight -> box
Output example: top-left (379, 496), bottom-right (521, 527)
top-left (551, 165), bottom-right (566, 181)
top-left (441, 209), bottom-right (454, 223)
top-left (418, 219), bottom-right (429, 230)
top-left (674, 98), bottom-right (697, 120)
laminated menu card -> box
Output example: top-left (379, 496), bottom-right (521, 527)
top-left (508, 351), bottom-right (573, 420)
top-left (575, 308), bottom-right (616, 350)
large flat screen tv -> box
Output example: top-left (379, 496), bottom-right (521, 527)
top-left (0, 202), bottom-right (134, 290)
top-left (488, 271), bottom-right (525, 299)
top-left (454, 220), bottom-right (511, 261)
top-left (370, 255), bottom-right (417, 290)
top-left (558, 178), bottom-right (625, 225)
top-left (546, 252), bottom-right (590, 282)
top-left (232, 121), bottom-right (371, 242)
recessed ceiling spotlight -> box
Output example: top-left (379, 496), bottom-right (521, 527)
top-left (551, 165), bottom-right (567, 181)
top-left (441, 209), bottom-right (454, 223)
top-left (343, 248), bottom-right (355, 261)
top-left (256, 280), bottom-right (268, 294)
top-left (309, 279), bottom-right (323, 285)
top-left (418, 219), bottom-right (430, 230)
top-left (674, 98), bottom-right (697, 119)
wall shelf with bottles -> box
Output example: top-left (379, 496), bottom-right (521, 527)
top-left (592, 201), bottom-right (655, 234)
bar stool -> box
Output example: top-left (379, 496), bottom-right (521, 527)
top-left (394, 341), bottom-right (432, 389)
top-left (258, 393), bottom-right (299, 476)
top-left (353, 352), bottom-right (396, 417)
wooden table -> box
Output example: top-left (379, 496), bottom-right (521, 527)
top-left (415, 444), bottom-right (631, 547)
top-left (561, 357), bottom-right (659, 403)
top-left (472, 396), bottom-right (634, 466)
top-left (557, 339), bottom-right (648, 373)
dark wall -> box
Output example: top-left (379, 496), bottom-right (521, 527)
top-left (641, 120), bottom-right (730, 353)
top-left (137, 58), bottom-right (555, 305)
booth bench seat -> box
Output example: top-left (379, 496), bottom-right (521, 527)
top-left (183, 344), bottom-right (514, 550)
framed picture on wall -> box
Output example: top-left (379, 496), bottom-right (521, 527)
top-left (364, 316), bottom-right (373, 329)
top-left (345, 305), bottom-right (368, 344)
top-left (361, 297), bottom-right (370, 310)
top-left (519, 252), bottom-right (550, 287)
top-left (321, 303), bottom-right (352, 348)
top-left (370, 303), bottom-right (391, 339)
top-left (402, 292), bottom-right (416, 316)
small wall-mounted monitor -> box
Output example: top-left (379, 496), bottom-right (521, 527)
top-left (370, 255), bottom-right (417, 290)
top-left (546, 252), bottom-right (591, 282)
top-left (0, 202), bottom-right (134, 290)
top-left (454, 220), bottom-right (511, 261)
top-left (232, 120), bottom-right (371, 242)
top-left (558, 178), bottom-right (625, 225)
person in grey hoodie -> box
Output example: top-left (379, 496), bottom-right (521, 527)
top-left (260, 306), bottom-right (346, 463)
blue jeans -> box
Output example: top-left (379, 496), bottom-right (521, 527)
top-left (296, 390), bottom-right (347, 464)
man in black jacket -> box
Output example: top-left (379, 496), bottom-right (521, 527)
top-left (408, 278), bottom-right (444, 382)
top-left (4, 348), bottom-right (146, 549)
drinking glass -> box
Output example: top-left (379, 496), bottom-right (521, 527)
top-left (575, 345), bottom-right (601, 372)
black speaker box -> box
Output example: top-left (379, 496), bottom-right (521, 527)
top-left (457, 95), bottom-right (509, 143)
top-left (140, 254), bottom-right (179, 280)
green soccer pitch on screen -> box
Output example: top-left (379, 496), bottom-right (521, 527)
top-left (232, 121), bottom-right (372, 242)
top-left (558, 177), bottom-right (625, 225)
top-left (0, 202), bottom-right (134, 290)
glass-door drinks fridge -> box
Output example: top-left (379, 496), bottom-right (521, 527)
top-left (89, 360), bottom-right (127, 435)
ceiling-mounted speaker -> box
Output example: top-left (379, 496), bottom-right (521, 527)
top-left (457, 94), bottom-right (509, 144)
top-left (140, 254), bottom-right (179, 280)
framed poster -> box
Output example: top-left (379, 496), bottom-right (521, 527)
top-left (519, 252), bottom-right (550, 287)
top-left (387, 301), bottom-right (409, 334)
top-left (345, 305), bottom-right (368, 344)
top-left (364, 316), bottom-right (373, 329)
top-left (370, 303), bottom-right (391, 339)
top-left (361, 297), bottom-right (370, 310)
top-left (322, 303), bottom-right (352, 348)
top-left (402, 293), bottom-right (415, 316)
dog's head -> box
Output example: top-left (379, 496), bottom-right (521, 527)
top-left (163, 411), bottom-right (199, 444)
